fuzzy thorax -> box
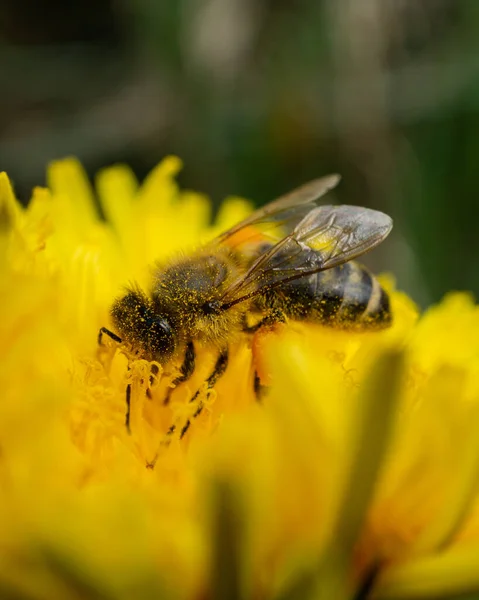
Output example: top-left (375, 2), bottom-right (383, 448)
top-left (111, 247), bottom-right (246, 361)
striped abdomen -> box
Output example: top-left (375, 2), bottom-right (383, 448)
top-left (257, 261), bottom-right (391, 329)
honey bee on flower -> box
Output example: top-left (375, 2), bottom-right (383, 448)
top-left (4, 157), bottom-right (479, 600)
top-left (100, 174), bottom-right (393, 455)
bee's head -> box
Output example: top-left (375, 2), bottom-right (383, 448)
top-left (110, 289), bottom-right (177, 361)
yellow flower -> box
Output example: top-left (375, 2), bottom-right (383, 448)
top-left (1, 156), bottom-right (479, 600)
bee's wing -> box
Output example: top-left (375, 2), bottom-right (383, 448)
top-left (220, 205), bottom-right (393, 308)
top-left (216, 175), bottom-right (341, 247)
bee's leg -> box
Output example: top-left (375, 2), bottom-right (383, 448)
top-left (242, 308), bottom-right (286, 334)
top-left (253, 371), bottom-right (268, 402)
top-left (125, 383), bottom-right (132, 434)
top-left (244, 309), bottom-right (282, 401)
top-left (353, 563), bottom-right (380, 600)
top-left (98, 326), bottom-right (122, 345)
top-left (163, 341), bottom-right (196, 405)
top-left (146, 363), bottom-right (160, 400)
top-left (179, 348), bottom-right (229, 439)
top-left (146, 349), bottom-right (228, 469)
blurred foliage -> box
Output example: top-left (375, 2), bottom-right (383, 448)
top-left (1, 0), bottom-right (479, 306)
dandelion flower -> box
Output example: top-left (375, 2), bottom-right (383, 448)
top-left (1, 156), bottom-right (479, 600)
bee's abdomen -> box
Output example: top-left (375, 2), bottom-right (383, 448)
top-left (331, 262), bottom-right (391, 327)
top-left (260, 262), bottom-right (391, 329)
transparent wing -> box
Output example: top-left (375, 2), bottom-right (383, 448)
top-left (215, 175), bottom-right (341, 249)
top-left (220, 204), bottom-right (393, 308)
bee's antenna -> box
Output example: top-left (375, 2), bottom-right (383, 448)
top-left (98, 327), bottom-right (122, 345)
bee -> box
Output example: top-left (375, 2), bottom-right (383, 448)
top-left (99, 174), bottom-right (392, 456)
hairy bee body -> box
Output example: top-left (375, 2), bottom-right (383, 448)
top-left (108, 175), bottom-right (395, 362)
top-left (254, 260), bottom-right (391, 328)
top-left (102, 174), bottom-right (394, 452)
top-left (150, 247), bottom-right (246, 348)
top-left (113, 247), bottom-right (391, 364)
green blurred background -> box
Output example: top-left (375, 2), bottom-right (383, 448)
top-left (1, 0), bottom-right (478, 306)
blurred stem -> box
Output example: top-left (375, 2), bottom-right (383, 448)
top-left (210, 480), bottom-right (243, 600)
top-left (278, 349), bottom-right (405, 600)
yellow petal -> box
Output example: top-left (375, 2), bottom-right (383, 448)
top-left (0, 171), bottom-right (23, 233)
top-left (47, 157), bottom-right (98, 228)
